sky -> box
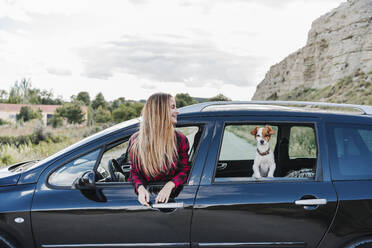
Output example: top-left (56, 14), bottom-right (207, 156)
top-left (0, 0), bottom-right (345, 102)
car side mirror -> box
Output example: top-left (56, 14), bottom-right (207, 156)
top-left (73, 170), bottom-right (96, 190)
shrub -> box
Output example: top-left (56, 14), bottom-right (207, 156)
top-left (0, 154), bottom-right (13, 166)
top-left (56, 103), bottom-right (85, 124)
top-left (0, 118), bottom-right (10, 126)
top-left (16, 106), bottom-right (42, 122)
top-left (48, 114), bottom-right (64, 128)
top-left (94, 106), bottom-right (112, 123)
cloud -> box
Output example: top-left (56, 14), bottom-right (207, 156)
top-left (178, 0), bottom-right (344, 10)
top-left (78, 36), bottom-right (261, 88)
top-left (0, 16), bottom-right (26, 33)
top-left (46, 67), bottom-right (72, 76)
top-left (141, 83), bottom-right (157, 90)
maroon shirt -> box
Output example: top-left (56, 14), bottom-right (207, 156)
top-left (128, 131), bottom-right (190, 192)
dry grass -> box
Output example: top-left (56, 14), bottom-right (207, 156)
top-left (0, 121), bottom-right (106, 167)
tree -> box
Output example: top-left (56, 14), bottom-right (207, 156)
top-left (16, 106), bottom-right (42, 122)
top-left (48, 114), bottom-right (64, 128)
top-left (56, 103), bottom-right (85, 124)
top-left (94, 106), bottom-right (112, 123)
top-left (130, 101), bottom-right (144, 116)
top-left (208, 94), bottom-right (231, 102)
top-left (112, 104), bottom-right (137, 123)
top-left (175, 93), bottom-right (197, 108)
top-left (7, 79), bottom-right (62, 105)
top-left (76, 91), bottom-right (91, 106)
top-left (111, 97), bottom-right (126, 110)
top-left (91, 92), bottom-right (108, 110)
top-left (0, 90), bottom-right (7, 102)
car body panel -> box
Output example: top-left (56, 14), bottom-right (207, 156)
top-left (319, 181), bottom-right (372, 248)
top-left (30, 118), bottom-right (214, 248)
top-left (191, 116), bottom-right (338, 248)
top-left (0, 184), bottom-right (36, 248)
top-left (1, 103), bottom-right (372, 247)
top-left (0, 168), bottom-right (21, 186)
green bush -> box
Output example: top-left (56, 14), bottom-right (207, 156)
top-left (0, 154), bottom-right (13, 166)
top-left (56, 103), bottom-right (85, 124)
top-left (0, 118), bottom-right (10, 126)
top-left (48, 114), bottom-right (64, 128)
top-left (16, 106), bottom-right (42, 122)
top-left (94, 106), bottom-right (112, 123)
top-left (0, 129), bottom-right (63, 147)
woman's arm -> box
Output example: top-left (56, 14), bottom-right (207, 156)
top-left (155, 133), bottom-right (190, 204)
top-left (127, 134), bottom-right (147, 193)
top-left (171, 133), bottom-right (190, 189)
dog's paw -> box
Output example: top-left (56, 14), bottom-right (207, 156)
top-left (253, 174), bottom-right (262, 179)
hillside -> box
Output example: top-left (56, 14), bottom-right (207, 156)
top-left (253, 0), bottom-right (372, 101)
top-left (268, 69), bottom-right (372, 105)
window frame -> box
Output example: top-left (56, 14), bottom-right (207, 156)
top-left (208, 118), bottom-right (322, 185)
top-left (93, 123), bottom-right (207, 187)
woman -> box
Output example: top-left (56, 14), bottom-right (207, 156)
top-left (128, 93), bottom-right (190, 206)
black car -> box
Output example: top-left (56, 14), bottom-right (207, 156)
top-left (1, 100), bottom-right (372, 248)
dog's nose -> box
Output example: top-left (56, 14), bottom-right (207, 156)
top-left (260, 140), bottom-right (265, 145)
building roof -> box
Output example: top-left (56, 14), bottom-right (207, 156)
top-left (0, 103), bottom-right (88, 114)
top-left (0, 103), bottom-right (63, 113)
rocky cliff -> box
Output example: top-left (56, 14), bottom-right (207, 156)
top-left (252, 0), bottom-right (372, 100)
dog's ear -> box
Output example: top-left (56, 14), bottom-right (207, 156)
top-left (266, 126), bottom-right (275, 135)
top-left (250, 126), bottom-right (259, 136)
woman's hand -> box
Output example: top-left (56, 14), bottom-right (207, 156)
top-left (137, 185), bottom-right (150, 206)
top-left (155, 181), bottom-right (175, 204)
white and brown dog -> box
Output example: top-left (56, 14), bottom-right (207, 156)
top-left (250, 126), bottom-right (276, 179)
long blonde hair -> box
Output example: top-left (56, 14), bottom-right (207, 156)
top-left (130, 93), bottom-right (177, 177)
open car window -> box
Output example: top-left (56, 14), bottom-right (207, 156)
top-left (214, 123), bottom-right (317, 183)
top-left (95, 125), bottom-right (203, 184)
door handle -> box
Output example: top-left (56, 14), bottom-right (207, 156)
top-left (217, 162), bottom-right (228, 171)
top-left (295, 199), bottom-right (327, 206)
top-left (152, 202), bottom-right (184, 209)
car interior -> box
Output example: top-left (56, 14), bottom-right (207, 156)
top-left (95, 125), bottom-right (203, 183)
top-left (215, 123), bottom-right (317, 182)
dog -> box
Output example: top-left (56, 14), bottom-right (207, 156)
top-left (250, 126), bottom-right (276, 179)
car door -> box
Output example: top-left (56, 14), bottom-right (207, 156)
top-left (31, 121), bottom-right (213, 248)
top-left (191, 116), bottom-right (338, 248)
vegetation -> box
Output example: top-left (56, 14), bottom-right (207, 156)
top-left (0, 77), bottom-right (233, 167)
top-left (175, 93), bottom-right (198, 108)
top-left (16, 106), bottom-right (42, 122)
top-left (273, 69), bottom-right (372, 105)
top-left (0, 118), bottom-right (10, 126)
top-left (207, 93), bottom-right (231, 102)
top-left (55, 102), bottom-right (85, 124)
top-left (0, 121), bottom-right (107, 166)
top-left (0, 78), bottom-right (62, 105)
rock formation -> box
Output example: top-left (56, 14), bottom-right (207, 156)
top-left (252, 0), bottom-right (372, 100)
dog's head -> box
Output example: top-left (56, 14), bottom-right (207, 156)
top-left (250, 126), bottom-right (275, 146)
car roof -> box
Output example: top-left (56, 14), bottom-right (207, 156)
top-left (179, 100), bottom-right (372, 118)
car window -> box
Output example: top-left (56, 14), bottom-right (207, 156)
top-left (328, 124), bottom-right (372, 180)
top-left (289, 126), bottom-right (316, 159)
top-left (48, 149), bottom-right (101, 187)
top-left (176, 126), bottom-right (200, 162)
top-left (95, 125), bottom-right (202, 184)
top-left (219, 125), bottom-right (278, 161)
top-left (96, 139), bottom-right (130, 183)
top-left (215, 123), bottom-right (317, 183)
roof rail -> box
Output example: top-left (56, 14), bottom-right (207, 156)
top-left (179, 100), bottom-right (372, 115)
